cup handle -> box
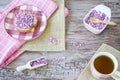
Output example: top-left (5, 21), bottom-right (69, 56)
top-left (111, 71), bottom-right (120, 80)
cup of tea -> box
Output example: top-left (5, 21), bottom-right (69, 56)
top-left (90, 52), bottom-right (120, 80)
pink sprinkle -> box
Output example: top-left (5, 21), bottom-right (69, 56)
top-left (30, 58), bottom-right (47, 67)
top-left (72, 42), bottom-right (82, 48)
top-left (85, 10), bottom-right (109, 30)
top-left (15, 11), bottom-right (35, 29)
top-left (48, 37), bottom-right (58, 45)
top-left (65, 7), bottom-right (69, 17)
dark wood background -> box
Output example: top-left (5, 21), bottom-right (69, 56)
top-left (0, 0), bottom-right (120, 80)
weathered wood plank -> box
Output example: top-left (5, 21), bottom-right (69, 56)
top-left (0, 0), bottom-right (120, 80)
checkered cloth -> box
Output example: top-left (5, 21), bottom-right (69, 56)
top-left (0, 0), bottom-right (58, 67)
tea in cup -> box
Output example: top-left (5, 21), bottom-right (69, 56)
top-left (90, 52), bottom-right (120, 80)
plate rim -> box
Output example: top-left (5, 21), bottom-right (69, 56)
top-left (4, 5), bottom-right (47, 41)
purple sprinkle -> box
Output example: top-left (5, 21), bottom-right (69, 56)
top-left (30, 58), bottom-right (47, 67)
top-left (72, 42), bottom-right (82, 49)
top-left (48, 37), bottom-right (58, 45)
top-left (85, 10), bottom-right (109, 30)
top-left (15, 11), bottom-right (35, 29)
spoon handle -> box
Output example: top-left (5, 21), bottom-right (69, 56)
top-left (16, 65), bottom-right (27, 72)
top-left (99, 20), bottom-right (117, 26)
top-left (90, 17), bottom-right (117, 26)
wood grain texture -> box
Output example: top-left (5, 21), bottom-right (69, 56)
top-left (0, 0), bottom-right (120, 80)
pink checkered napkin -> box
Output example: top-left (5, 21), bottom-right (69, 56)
top-left (0, 0), bottom-right (58, 67)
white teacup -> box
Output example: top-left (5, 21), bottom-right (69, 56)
top-left (90, 52), bottom-right (120, 80)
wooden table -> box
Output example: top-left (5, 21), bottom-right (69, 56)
top-left (0, 0), bottom-right (120, 80)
